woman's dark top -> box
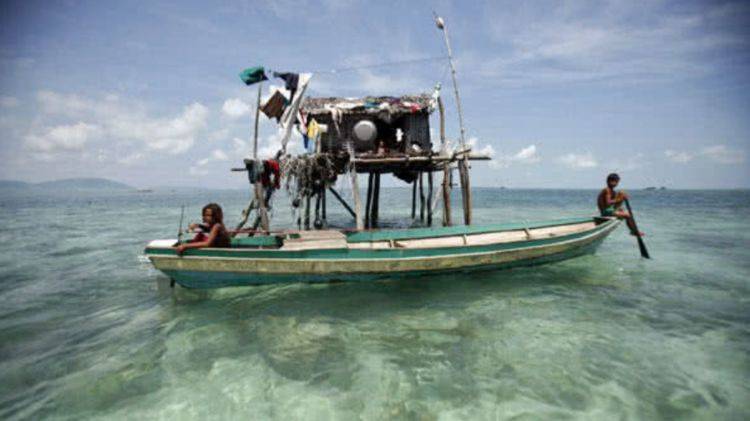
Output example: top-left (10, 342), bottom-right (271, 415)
top-left (211, 224), bottom-right (232, 248)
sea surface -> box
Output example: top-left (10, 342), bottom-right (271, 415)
top-left (0, 187), bottom-right (748, 420)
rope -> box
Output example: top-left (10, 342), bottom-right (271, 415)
top-left (311, 55), bottom-right (447, 75)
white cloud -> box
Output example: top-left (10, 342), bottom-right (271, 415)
top-left (559, 152), bottom-right (598, 169)
top-left (257, 130), bottom-right (301, 159)
top-left (30, 92), bottom-right (209, 158)
top-left (208, 128), bottom-right (230, 142)
top-left (700, 145), bottom-right (746, 164)
top-left (144, 102), bottom-right (208, 153)
top-left (478, 2), bottom-right (748, 87)
top-left (24, 122), bottom-right (99, 153)
top-left (665, 145), bottom-right (745, 165)
top-left (222, 98), bottom-right (251, 119)
top-left (117, 152), bottom-right (143, 166)
top-left (189, 148), bottom-right (229, 176)
top-left (490, 144), bottom-right (541, 168)
top-left (0, 96), bottom-right (19, 108)
top-left (211, 149), bottom-right (228, 161)
top-left (665, 149), bottom-right (693, 163)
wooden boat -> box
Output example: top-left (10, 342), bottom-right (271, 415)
top-left (144, 217), bottom-right (619, 288)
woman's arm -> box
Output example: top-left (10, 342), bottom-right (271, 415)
top-left (175, 224), bottom-right (222, 255)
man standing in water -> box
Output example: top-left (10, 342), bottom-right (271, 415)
top-left (597, 173), bottom-right (644, 236)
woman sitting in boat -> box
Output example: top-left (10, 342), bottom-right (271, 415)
top-left (176, 203), bottom-right (231, 255)
top-left (597, 173), bottom-right (644, 237)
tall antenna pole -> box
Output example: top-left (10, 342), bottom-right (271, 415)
top-left (434, 13), bottom-right (466, 149)
top-left (435, 13), bottom-right (472, 225)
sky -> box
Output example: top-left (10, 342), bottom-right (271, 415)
top-left (1, 0), bottom-right (749, 189)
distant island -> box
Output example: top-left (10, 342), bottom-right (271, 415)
top-left (0, 177), bottom-right (133, 191)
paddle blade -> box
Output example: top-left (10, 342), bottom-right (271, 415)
top-left (636, 235), bottom-right (651, 259)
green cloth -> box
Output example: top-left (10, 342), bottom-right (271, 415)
top-left (239, 66), bottom-right (268, 86)
top-left (601, 206), bottom-right (616, 217)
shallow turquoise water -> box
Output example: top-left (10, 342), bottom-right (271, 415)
top-left (0, 188), bottom-right (748, 419)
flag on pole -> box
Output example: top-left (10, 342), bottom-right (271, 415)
top-left (239, 66), bottom-right (268, 86)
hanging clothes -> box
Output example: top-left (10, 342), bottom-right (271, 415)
top-left (307, 119), bottom-right (320, 153)
top-left (239, 66), bottom-right (268, 86)
top-left (278, 73), bottom-right (312, 152)
top-left (261, 159), bottom-right (281, 189)
top-left (273, 72), bottom-right (299, 100)
top-left (261, 90), bottom-right (287, 121)
top-left (244, 159), bottom-right (261, 183)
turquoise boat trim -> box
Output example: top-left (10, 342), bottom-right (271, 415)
top-left (229, 236), bottom-right (281, 247)
top-left (146, 219), bottom-right (612, 260)
top-left (345, 216), bottom-right (592, 243)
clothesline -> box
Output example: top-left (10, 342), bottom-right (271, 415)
top-left (310, 55), bottom-right (447, 75)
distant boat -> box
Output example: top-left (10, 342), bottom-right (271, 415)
top-left (644, 187), bottom-right (657, 191)
top-left (144, 217), bottom-right (620, 288)
top-left (136, 189), bottom-right (154, 193)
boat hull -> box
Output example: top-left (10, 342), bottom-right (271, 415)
top-left (145, 218), bottom-right (620, 288)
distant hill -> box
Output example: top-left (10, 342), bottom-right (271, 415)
top-left (0, 180), bottom-right (29, 189)
top-left (0, 177), bottom-right (133, 191)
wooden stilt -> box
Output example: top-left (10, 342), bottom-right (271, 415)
top-left (419, 172), bottom-right (425, 223)
top-left (442, 166), bottom-right (452, 226)
top-left (372, 172), bottom-right (381, 228)
top-left (365, 173), bottom-right (374, 229)
top-left (459, 160), bottom-right (472, 225)
top-left (348, 145), bottom-right (364, 230)
top-left (411, 178), bottom-right (417, 219)
top-left (427, 171), bottom-right (433, 227)
top-left (437, 96), bottom-right (451, 227)
top-left (321, 186), bottom-right (327, 226)
top-left (304, 194), bottom-right (311, 230)
top-left (314, 189), bottom-right (321, 229)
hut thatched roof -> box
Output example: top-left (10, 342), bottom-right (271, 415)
top-left (301, 94), bottom-right (435, 117)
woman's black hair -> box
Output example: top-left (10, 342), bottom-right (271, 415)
top-left (202, 203), bottom-right (224, 225)
top-left (606, 173), bottom-right (620, 183)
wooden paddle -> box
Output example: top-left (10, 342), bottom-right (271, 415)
top-left (624, 198), bottom-right (650, 259)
